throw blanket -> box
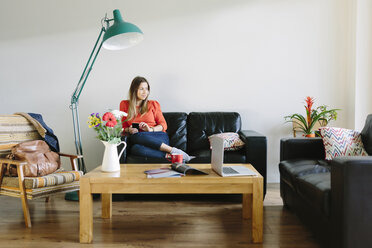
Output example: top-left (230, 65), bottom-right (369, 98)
top-left (14, 112), bottom-right (60, 152)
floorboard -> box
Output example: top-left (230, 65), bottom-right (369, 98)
top-left (0, 183), bottom-right (320, 248)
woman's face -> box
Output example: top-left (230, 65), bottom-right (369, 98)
top-left (136, 82), bottom-right (149, 101)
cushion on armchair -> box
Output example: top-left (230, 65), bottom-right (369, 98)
top-left (1, 169), bottom-right (83, 189)
top-left (320, 127), bottom-right (368, 160)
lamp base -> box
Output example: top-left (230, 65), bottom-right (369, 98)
top-left (65, 191), bottom-right (79, 201)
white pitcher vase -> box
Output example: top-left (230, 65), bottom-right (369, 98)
top-left (101, 140), bottom-right (127, 172)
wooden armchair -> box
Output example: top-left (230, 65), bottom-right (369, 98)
top-left (0, 114), bottom-right (83, 227)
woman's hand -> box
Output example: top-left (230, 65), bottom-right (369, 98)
top-left (128, 127), bottom-right (139, 134)
top-left (139, 122), bottom-right (152, 132)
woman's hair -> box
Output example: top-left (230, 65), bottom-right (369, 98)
top-left (127, 76), bottom-right (150, 120)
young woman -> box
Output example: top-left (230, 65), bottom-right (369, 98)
top-left (120, 76), bottom-right (192, 161)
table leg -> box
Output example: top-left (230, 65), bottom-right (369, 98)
top-left (242, 193), bottom-right (252, 220)
top-left (102, 193), bottom-right (112, 219)
top-left (252, 178), bottom-right (263, 243)
top-left (80, 178), bottom-right (93, 243)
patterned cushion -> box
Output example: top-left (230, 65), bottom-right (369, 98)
top-left (320, 127), bottom-right (368, 160)
top-left (0, 181), bottom-right (80, 200)
top-left (1, 170), bottom-right (83, 189)
top-left (208, 132), bottom-right (245, 151)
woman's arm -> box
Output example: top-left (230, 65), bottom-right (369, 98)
top-left (120, 100), bottom-right (131, 131)
top-left (152, 101), bottom-right (167, 132)
top-left (138, 122), bottom-right (163, 132)
top-left (151, 124), bottom-right (163, 132)
top-left (124, 126), bottom-right (138, 134)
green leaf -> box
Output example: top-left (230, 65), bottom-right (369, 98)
top-left (108, 137), bottom-right (121, 144)
top-left (286, 113), bottom-right (313, 134)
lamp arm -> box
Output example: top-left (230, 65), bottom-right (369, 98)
top-left (70, 27), bottom-right (105, 173)
top-left (71, 27), bottom-right (105, 104)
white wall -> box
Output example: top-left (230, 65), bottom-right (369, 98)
top-left (0, 0), bottom-right (357, 182)
top-left (355, 0), bottom-right (372, 130)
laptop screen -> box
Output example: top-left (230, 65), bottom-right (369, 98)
top-left (210, 135), bottom-right (224, 175)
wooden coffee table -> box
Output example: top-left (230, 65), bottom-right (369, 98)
top-left (79, 164), bottom-right (263, 244)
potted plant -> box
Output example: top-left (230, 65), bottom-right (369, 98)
top-left (316, 105), bottom-right (339, 127)
top-left (285, 97), bottom-right (340, 137)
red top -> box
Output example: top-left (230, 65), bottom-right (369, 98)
top-left (120, 100), bottom-right (167, 132)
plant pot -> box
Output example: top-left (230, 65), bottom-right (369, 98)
top-left (305, 133), bottom-right (316, 138)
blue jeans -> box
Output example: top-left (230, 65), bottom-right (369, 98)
top-left (129, 132), bottom-right (169, 158)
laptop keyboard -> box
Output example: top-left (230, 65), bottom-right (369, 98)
top-left (223, 167), bottom-right (238, 174)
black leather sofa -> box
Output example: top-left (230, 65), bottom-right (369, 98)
top-left (119, 112), bottom-right (267, 195)
top-left (279, 114), bottom-right (372, 248)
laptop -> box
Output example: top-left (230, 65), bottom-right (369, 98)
top-left (210, 135), bottom-right (257, 177)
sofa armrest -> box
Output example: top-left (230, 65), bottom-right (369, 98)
top-left (239, 130), bottom-right (267, 195)
top-left (331, 156), bottom-right (372, 248)
top-left (280, 137), bottom-right (325, 161)
top-left (118, 136), bottom-right (129, 163)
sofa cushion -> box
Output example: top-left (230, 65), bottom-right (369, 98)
top-left (279, 159), bottom-right (330, 191)
top-left (188, 149), bottom-right (246, 163)
top-left (361, 114), bottom-right (372, 155)
top-left (295, 172), bottom-right (331, 217)
top-left (208, 132), bottom-right (245, 151)
top-left (320, 127), bottom-right (368, 160)
top-left (163, 112), bottom-right (187, 151)
top-left (187, 112), bottom-right (241, 153)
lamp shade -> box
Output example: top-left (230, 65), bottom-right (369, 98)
top-left (102, 9), bottom-right (144, 50)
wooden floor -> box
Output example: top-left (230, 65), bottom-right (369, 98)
top-left (0, 183), bottom-right (320, 248)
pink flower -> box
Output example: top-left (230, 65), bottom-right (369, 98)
top-left (102, 112), bottom-right (117, 127)
top-left (305, 96), bottom-right (314, 127)
top-left (305, 96), bottom-right (314, 111)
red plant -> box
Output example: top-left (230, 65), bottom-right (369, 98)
top-left (102, 112), bottom-right (117, 127)
top-left (304, 96), bottom-right (314, 127)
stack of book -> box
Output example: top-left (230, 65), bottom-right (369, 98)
top-left (144, 168), bottom-right (183, 178)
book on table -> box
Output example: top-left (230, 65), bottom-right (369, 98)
top-left (144, 163), bottom-right (208, 178)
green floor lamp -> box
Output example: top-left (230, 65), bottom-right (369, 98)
top-left (66, 9), bottom-right (143, 201)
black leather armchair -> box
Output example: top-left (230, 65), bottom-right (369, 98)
top-left (279, 114), bottom-right (372, 248)
top-left (119, 112), bottom-right (267, 195)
